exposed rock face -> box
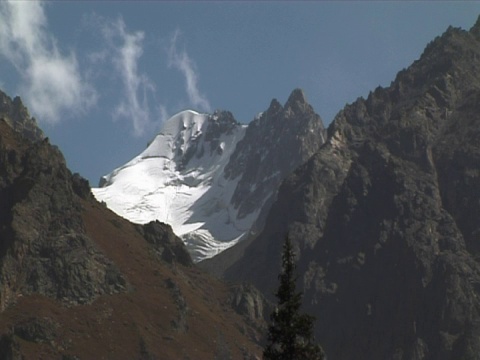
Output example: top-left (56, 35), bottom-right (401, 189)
top-left (0, 90), bottom-right (44, 142)
top-left (71, 172), bottom-right (93, 200)
top-left (224, 20), bottom-right (480, 359)
top-left (94, 90), bottom-right (326, 262)
top-left (225, 88), bottom-right (325, 220)
top-left (13, 317), bottom-right (59, 344)
top-left (229, 283), bottom-right (269, 325)
top-left (200, 89), bottom-right (326, 272)
top-left (165, 278), bottom-right (189, 333)
top-left (0, 119), bottom-right (126, 310)
top-left (135, 221), bottom-right (193, 267)
top-left (178, 110), bottom-right (239, 171)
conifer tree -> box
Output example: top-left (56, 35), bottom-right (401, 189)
top-left (263, 236), bottom-right (325, 360)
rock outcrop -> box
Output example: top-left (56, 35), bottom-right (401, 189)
top-left (225, 88), bottom-right (325, 221)
top-left (0, 120), bottom-right (126, 310)
top-left (135, 221), bottom-right (193, 267)
top-left (0, 90), bottom-right (43, 142)
top-left (200, 89), bottom-right (326, 271)
top-left (229, 283), bottom-right (270, 324)
top-left (223, 19), bottom-right (480, 359)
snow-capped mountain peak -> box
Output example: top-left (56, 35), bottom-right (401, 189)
top-left (94, 110), bottom-right (248, 261)
top-left (93, 90), bottom-right (326, 262)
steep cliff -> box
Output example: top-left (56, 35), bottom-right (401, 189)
top-left (224, 19), bottom-right (480, 360)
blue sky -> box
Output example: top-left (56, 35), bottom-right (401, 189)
top-left (0, 2), bottom-right (479, 185)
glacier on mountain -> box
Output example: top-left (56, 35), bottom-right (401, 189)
top-left (93, 89), bottom-right (326, 262)
top-left (93, 110), bottom-right (250, 261)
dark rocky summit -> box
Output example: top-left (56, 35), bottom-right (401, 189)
top-left (220, 19), bottom-right (480, 359)
top-left (225, 88), bottom-right (326, 221)
top-left (200, 88), bottom-right (326, 271)
top-left (0, 90), bottom-right (43, 142)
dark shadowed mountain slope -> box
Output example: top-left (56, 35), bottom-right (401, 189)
top-left (0, 104), bottom-right (264, 358)
top-left (224, 88), bottom-right (326, 222)
top-left (199, 91), bottom-right (326, 274)
top-left (223, 18), bottom-right (480, 360)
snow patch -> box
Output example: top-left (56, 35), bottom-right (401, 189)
top-left (93, 110), bottom-right (252, 262)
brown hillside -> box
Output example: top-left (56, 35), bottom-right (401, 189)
top-left (0, 118), bottom-right (263, 359)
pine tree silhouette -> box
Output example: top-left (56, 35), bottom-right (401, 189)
top-left (263, 236), bottom-right (325, 360)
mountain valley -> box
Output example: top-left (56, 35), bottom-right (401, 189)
top-left (0, 94), bottom-right (265, 359)
top-left (1, 16), bottom-right (480, 360)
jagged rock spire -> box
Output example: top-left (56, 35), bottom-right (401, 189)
top-left (470, 14), bottom-right (480, 38)
top-left (0, 90), bottom-right (44, 141)
top-left (285, 88), bottom-right (307, 107)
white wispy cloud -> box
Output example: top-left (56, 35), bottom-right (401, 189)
top-left (0, 1), bottom-right (96, 124)
top-left (167, 30), bottom-right (211, 112)
top-left (99, 17), bottom-right (156, 136)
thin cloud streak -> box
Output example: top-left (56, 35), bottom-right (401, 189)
top-left (167, 30), bottom-right (211, 113)
top-left (100, 17), bottom-right (155, 136)
top-left (0, 1), bottom-right (96, 124)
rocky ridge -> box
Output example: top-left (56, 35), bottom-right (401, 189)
top-left (0, 119), bottom-right (126, 310)
top-left (0, 90), bottom-right (43, 142)
top-left (0, 100), bottom-right (265, 358)
top-left (94, 90), bottom-right (326, 262)
top-left (224, 88), bottom-right (325, 221)
top-left (221, 18), bottom-right (480, 359)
